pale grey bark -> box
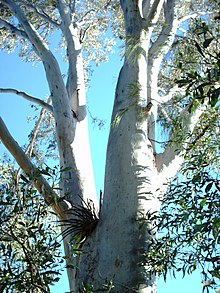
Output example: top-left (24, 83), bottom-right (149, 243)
top-left (0, 0), bottom-right (211, 292)
top-left (0, 2), bottom-right (96, 291)
top-left (0, 88), bottom-right (53, 112)
top-left (0, 116), bottom-right (69, 218)
top-left (75, 1), bottom-right (209, 292)
top-left (76, 0), bottom-right (162, 291)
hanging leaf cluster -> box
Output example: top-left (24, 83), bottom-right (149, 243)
top-left (0, 160), bottom-right (63, 292)
top-left (144, 169), bottom-right (220, 292)
top-left (158, 14), bottom-right (219, 137)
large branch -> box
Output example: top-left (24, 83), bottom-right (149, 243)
top-left (158, 85), bottom-right (186, 103)
top-left (57, 0), bottom-right (79, 96)
top-left (143, 0), bottom-right (165, 26)
top-left (57, 0), bottom-right (87, 122)
top-left (0, 17), bottom-right (28, 39)
top-left (149, 0), bottom-right (177, 58)
top-left (0, 88), bottom-right (53, 112)
top-left (1, 0), bottom-right (49, 56)
top-left (156, 102), bottom-right (206, 172)
top-left (154, 103), bottom-right (208, 198)
top-left (2, 0), bottom-right (75, 141)
top-left (150, 8), bottom-right (213, 60)
top-left (0, 1), bottom-right (67, 104)
top-left (0, 116), bottom-right (70, 219)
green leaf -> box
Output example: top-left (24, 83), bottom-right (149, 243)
top-left (20, 174), bottom-right (29, 183)
top-left (40, 169), bottom-right (52, 176)
top-left (200, 198), bottom-right (207, 207)
top-left (176, 79), bottom-right (192, 87)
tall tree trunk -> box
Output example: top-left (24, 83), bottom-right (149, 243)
top-left (95, 65), bottom-right (160, 292)
top-left (77, 10), bottom-right (162, 291)
top-left (75, 1), bottom-right (185, 291)
top-left (76, 0), bottom-right (161, 290)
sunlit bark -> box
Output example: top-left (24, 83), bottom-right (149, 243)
top-left (0, 0), bottom-right (213, 292)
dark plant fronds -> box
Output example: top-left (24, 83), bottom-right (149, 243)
top-left (59, 196), bottom-right (99, 241)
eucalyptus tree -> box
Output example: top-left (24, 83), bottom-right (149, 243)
top-left (0, 0), bottom-right (219, 292)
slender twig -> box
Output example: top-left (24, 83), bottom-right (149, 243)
top-left (15, 107), bottom-right (47, 193)
top-left (0, 88), bottom-right (53, 112)
top-left (22, 2), bottom-right (60, 27)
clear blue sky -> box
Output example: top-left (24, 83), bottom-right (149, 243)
top-left (0, 45), bottom-right (211, 293)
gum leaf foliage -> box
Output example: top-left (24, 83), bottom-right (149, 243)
top-left (145, 170), bottom-right (219, 292)
top-left (0, 160), bottom-right (63, 293)
top-left (145, 24), bottom-right (220, 293)
top-left (158, 11), bottom-right (219, 142)
top-left (0, 0), bottom-right (123, 65)
top-left (144, 10), bottom-right (220, 292)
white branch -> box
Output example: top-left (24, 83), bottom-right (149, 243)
top-left (159, 85), bottom-right (185, 103)
top-left (2, 0), bottom-right (75, 140)
top-left (23, 2), bottom-right (61, 27)
top-left (149, 0), bottom-right (177, 58)
top-left (178, 11), bottom-right (213, 24)
top-left (0, 18), bottom-right (28, 39)
top-left (142, 0), bottom-right (150, 19)
top-left (57, 0), bottom-right (72, 25)
top-left (57, 0), bottom-right (87, 122)
top-left (0, 116), bottom-right (69, 219)
top-left (155, 102), bottom-right (206, 193)
top-left (57, 0), bottom-right (79, 96)
top-left (0, 88), bottom-right (53, 112)
top-left (156, 102), bottom-right (206, 172)
top-left (1, 0), bottom-right (49, 56)
top-left (143, 0), bottom-right (165, 26)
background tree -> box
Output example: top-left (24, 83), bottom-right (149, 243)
top-left (0, 0), bottom-right (219, 292)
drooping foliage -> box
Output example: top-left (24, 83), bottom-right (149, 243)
top-left (0, 160), bottom-right (63, 292)
top-left (145, 16), bottom-right (220, 291)
top-left (158, 13), bottom-right (219, 146)
top-left (145, 171), bottom-right (220, 292)
top-left (0, 0), bottom-right (123, 66)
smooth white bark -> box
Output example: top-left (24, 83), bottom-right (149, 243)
top-left (75, 1), bottom-right (208, 291)
top-left (0, 116), bottom-right (69, 218)
top-left (0, 1), bottom-right (211, 292)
